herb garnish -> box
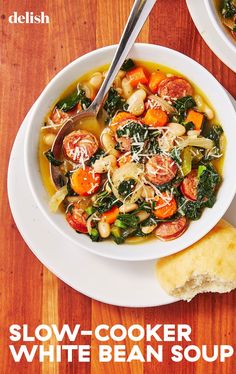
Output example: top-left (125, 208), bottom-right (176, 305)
top-left (44, 150), bottom-right (63, 166)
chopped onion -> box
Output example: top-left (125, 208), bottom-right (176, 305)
top-left (49, 185), bottom-right (68, 213)
top-left (147, 95), bottom-right (176, 113)
top-left (111, 162), bottom-right (144, 203)
top-left (178, 137), bottom-right (214, 150)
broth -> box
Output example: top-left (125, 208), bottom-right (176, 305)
top-left (39, 59), bottom-right (225, 245)
top-left (39, 61), bottom-right (224, 197)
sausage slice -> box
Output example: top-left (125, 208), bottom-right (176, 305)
top-left (155, 216), bottom-right (188, 241)
top-left (66, 203), bottom-right (88, 233)
top-left (158, 77), bottom-right (193, 100)
top-left (181, 169), bottom-right (198, 201)
top-left (146, 155), bottom-right (178, 185)
top-left (63, 130), bottom-right (98, 163)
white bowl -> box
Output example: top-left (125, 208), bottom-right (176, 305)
top-left (24, 43), bottom-right (236, 261)
top-left (204, 0), bottom-right (236, 53)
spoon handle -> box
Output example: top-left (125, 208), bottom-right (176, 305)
top-left (89, 0), bottom-right (156, 114)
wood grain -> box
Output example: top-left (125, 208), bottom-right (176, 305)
top-left (0, 0), bottom-right (235, 373)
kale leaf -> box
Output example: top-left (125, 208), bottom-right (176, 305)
top-left (116, 121), bottom-right (148, 140)
top-left (157, 175), bottom-right (184, 193)
top-left (87, 149), bottom-right (105, 166)
top-left (104, 88), bottom-right (128, 119)
top-left (133, 201), bottom-right (153, 213)
top-left (44, 150), bottom-right (63, 166)
top-left (145, 130), bottom-right (161, 155)
top-left (183, 121), bottom-right (195, 131)
top-left (222, 0), bottom-right (236, 18)
top-left (177, 197), bottom-right (203, 220)
top-left (177, 163), bottom-right (220, 220)
top-left (197, 163), bottom-right (221, 202)
top-left (94, 190), bottom-right (120, 213)
top-left (205, 124), bottom-right (223, 149)
top-left (118, 179), bottom-right (136, 198)
top-left (56, 87), bottom-right (91, 112)
top-left (116, 121), bottom-right (149, 158)
top-left (170, 147), bottom-right (182, 165)
top-left (172, 96), bottom-right (196, 123)
top-left (121, 58), bottom-right (135, 71)
top-left (115, 214), bottom-right (140, 229)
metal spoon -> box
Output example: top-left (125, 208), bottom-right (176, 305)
top-left (51, 0), bottom-right (156, 189)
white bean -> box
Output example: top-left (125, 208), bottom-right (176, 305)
top-left (127, 89), bottom-right (147, 116)
top-left (121, 77), bottom-right (133, 98)
top-left (98, 221), bottom-right (111, 238)
top-left (136, 211), bottom-right (150, 222)
top-left (101, 133), bottom-right (120, 157)
top-left (134, 89), bottom-right (147, 100)
top-left (81, 83), bottom-right (95, 99)
top-left (187, 130), bottom-right (201, 137)
top-left (168, 123), bottom-right (186, 136)
top-left (141, 225), bottom-right (157, 234)
top-left (113, 76), bottom-right (122, 89)
top-left (119, 203), bottom-right (138, 213)
top-left (137, 82), bottom-right (152, 95)
top-left (89, 72), bottom-right (103, 89)
top-left (194, 94), bottom-right (204, 110)
top-left (204, 104), bottom-right (214, 120)
top-left (141, 185), bottom-right (155, 199)
top-left (43, 133), bottom-right (56, 146)
top-left (93, 155), bottom-right (117, 173)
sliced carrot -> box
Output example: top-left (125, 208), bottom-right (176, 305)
top-left (154, 193), bottom-right (177, 219)
top-left (101, 206), bottom-right (120, 224)
top-left (126, 67), bottom-right (149, 87)
top-left (110, 112), bottom-right (136, 132)
top-left (111, 111), bottom-right (136, 124)
top-left (118, 153), bottom-right (132, 167)
top-left (71, 166), bottom-right (101, 196)
top-left (111, 112), bottom-right (136, 123)
top-left (149, 71), bottom-right (166, 93)
top-left (185, 109), bottom-right (205, 131)
top-left (143, 108), bottom-right (168, 127)
top-left (77, 103), bottom-right (82, 112)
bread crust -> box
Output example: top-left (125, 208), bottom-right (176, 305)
top-left (156, 220), bottom-right (236, 301)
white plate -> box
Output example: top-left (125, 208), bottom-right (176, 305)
top-left (7, 92), bottom-right (236, 307)
top-left (186, 0), bottom-right (236, 72)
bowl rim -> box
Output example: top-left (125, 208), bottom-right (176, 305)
top-left (204, 0), bottom-right (236, 53)
top-left (24, 43), bottom-right (236, 261)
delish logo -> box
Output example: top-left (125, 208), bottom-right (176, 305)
top-left (8, 11), bottom-right (49, 24)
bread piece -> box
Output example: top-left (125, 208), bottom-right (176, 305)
top-left (157, 220), bottom-right (236, 301)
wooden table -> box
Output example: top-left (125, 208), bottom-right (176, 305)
top-left (1, 1), bottom-right (235, 373)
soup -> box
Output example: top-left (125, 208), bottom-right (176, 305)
top-left (39, 59), bottom-right (225, 244)
top-left (215, 0), bottom-right (236, 41)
